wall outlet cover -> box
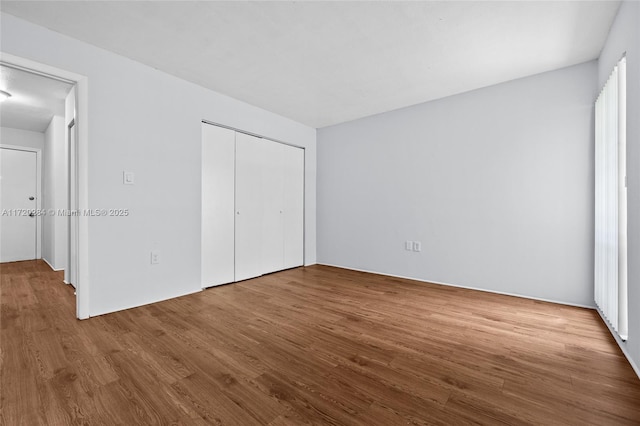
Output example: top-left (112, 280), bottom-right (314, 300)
top-left (123, 171), bottom-right (135, 185)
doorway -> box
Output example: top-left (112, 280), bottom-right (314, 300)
top-left (0, 52), bottom-right (89, 319)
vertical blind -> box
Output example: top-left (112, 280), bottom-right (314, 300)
top-left (595, 56), bottom-right (627, 341)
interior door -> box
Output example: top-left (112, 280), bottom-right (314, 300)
top-left (235, 133), bottom-right (266, 281)
top-left (0, 148), bottom-right (37, 262)
top-left (201, 123), bottom-right (235, 287)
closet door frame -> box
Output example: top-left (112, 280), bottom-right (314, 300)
top-left (201, 120), bottom-right (306, 283)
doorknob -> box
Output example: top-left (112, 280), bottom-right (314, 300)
top-left (29, 196), bottom-right (34, 200)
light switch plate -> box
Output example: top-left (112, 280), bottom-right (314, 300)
top-left (413, 241), bottom-right (422, 252)
top-left (123, 171), bottom-right (135, 185)
top-left (405, 241), bottom-right (413, 251)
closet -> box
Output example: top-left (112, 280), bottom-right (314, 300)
top-left (201, 122), bottom-right (304, 288)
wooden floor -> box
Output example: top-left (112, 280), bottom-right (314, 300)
top-left (2, 261), bottom-right (640, 425)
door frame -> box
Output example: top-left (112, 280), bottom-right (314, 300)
top-left (66, 119), bottom-right (78, 289)
top-left (0, 145), bottom-right (42, 260)
top-left (0, 52), bottom-right (90, 319)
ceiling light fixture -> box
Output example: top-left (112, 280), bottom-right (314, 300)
top-left (0, 90), bottom-right (11, 102)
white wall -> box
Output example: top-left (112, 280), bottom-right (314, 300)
top-left (43, 115), bottom-right (67, 270)
top-left (598, 0), bottom-right (640, 376)
top-left (1, 13), bottom-right (317, 317)
top-left (318, 61), bottom-right (597, 307)
top-left (1, 126), bottom-right (44, 150)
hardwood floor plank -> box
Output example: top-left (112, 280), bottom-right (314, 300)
top-left (171, 372), bottom-right (267, 425)
top-left (2, 260), bottom-right (640, 424)
top-left (254, 371), bottom-right (365, 426)
top-left (444, 389), bottom-right (540, 425)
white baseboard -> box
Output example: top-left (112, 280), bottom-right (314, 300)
top-left (595, 308), bottom-right (640, 380)
top-left (316, 262), bottom-right (596, 310)
top-left (42, 257), bottom-right (64, 272)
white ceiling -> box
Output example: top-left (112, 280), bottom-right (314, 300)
top-left (0, 65), bottom-right (73, 133)
top-left (0, 1), bottom-right (621, 128)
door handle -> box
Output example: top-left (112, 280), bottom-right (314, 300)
top-left (29, 196), bottom-right (35, 200)
top-left (29, 212), bottom-right (35, 217)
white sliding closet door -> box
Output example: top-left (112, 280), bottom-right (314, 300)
top-left (235, 132), bottom-right (267, 281)
top-left (201, 123), bottom-right (236, 287)
top-left (261, 141), bottom-right (285, 274)
top-left (235, 135), bottom-right (305, 279)
top-left (202, 123), bottom-right (304, 285)
top-left (283, 145), bottom-right (304, 269)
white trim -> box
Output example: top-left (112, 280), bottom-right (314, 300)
top-left (201, 119), bottom-right (306, 150)
top-left (42, 257), bottom-right (64, 272)
top-left (0, 144), bottom-right (42, 261)
top-left (317, 263), bottom-right (596, 310)
top-left (595, 307), bottom-right (640, 380)
top-left (1, 52), bottom-right (90, 320)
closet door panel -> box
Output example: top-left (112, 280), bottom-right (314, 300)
top-left (261, 141), bottom-right (285, 274)
top-left (283, 145), bottom-right (305, 269)
top-left (201, 123), bottom-right (235, 287)
top-left (235, 133), bottom-right (265, 281)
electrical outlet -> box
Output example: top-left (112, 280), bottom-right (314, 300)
top-left (413, 241), bottom-right (422, 252)
top-left (151, 250), bottom-right (160, 265)
top-left (405, 241), bottom-right (413, 251)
